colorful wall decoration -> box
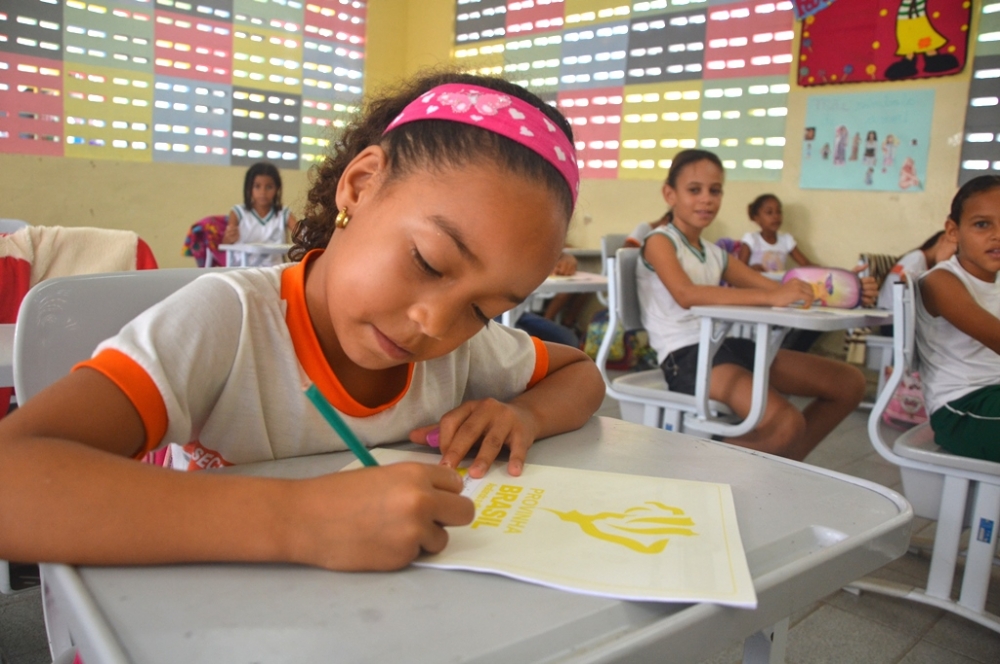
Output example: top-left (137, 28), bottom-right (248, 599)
top-left (0, 0), bottom-right (366, 169)
top-left (958, 0), bottom-right (1000, 185)
top-left (453, 0), bottom-right (796, 181)
top-left (799, 89), bottom-right (934, 192)
top-left (796, 0), bottom-right (971, 87)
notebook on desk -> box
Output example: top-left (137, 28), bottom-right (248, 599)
top-left (345, 448), bottom-right (757, 608)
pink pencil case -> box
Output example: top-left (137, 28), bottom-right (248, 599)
top-left (782, 266), bottom-right (861, 309)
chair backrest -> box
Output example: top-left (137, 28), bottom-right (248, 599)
top-left (869, 280), bottom-right (916, 446)
top-left (13, 269), bottom-right (213, 402)
top-left (614, 247), bottom-right (644, 332)
top-left (0, 219), bottom-right (30, 234)
top-left (600, 234), bottom-right (628, 272)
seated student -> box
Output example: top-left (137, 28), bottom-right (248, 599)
top-left (876, 229), bottom-right (957, 310)
top-left (222, 162), bottom-right (298, 266)
top-left (916, 175), bottom-right (1000, 462)
top-left (637, 149), bottom-right (876, 461)
top-left (0, 73), bottom-right (605, 572)
top-left (737, 194), bottom-right (812, 272)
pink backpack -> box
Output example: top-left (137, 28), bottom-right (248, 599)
top-left (881, 368), bottom-right (928, 430)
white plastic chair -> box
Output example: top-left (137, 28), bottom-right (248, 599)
top-left (8, 268), bottom-right (218, 657)
top-left (0, 219), bottom-right (30, 234)
top-left (847, 279), bottom-right (1000, 634)
top-left (595, 248), bottom-right (731, 432)
top-left (597, 234), bottom-right (627, 306)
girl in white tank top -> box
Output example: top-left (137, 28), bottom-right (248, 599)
top-left (638, 150), bottom-right (877, 461)
top-left (916, 175), bottom-right (1000, 462)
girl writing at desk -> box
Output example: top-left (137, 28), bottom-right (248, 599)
top-left (637, 149), bottom-right (874, 461)
top-left (0, 73), bottom-right (605, 572)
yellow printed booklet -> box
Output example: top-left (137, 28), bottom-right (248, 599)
top-left (350, 449), bottom-right (757, 608)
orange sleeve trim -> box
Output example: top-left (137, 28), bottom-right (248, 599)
top-left (281, 250), bottom-right (415, 418)
top-left (527, 337), bottom-right (549, 390)
top-left (73, 349), bottom-right (168, 458)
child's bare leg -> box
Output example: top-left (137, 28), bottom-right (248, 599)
top-left (768, 349), bottom-right (867, 457)
top-left (543, 293), bottom-right (572, 320)
top-left (706, 364), bottom-right (808, 459)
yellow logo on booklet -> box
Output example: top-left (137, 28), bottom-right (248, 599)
top-left (545, 502), bottom-right (697, 554)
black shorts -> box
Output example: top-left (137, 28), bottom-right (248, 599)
top-left (660, 337), bottom-right (757, 395)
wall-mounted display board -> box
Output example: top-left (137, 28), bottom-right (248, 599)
top-left (800, 89), bottom-right (934, 192)
top-left (958, 0), bottom-right (1000, 185)
top-left (797, 0), bottom-right (971, 87)
top-left (0, 0), bottom-right (366, 169)
top-left (453, 0), bottom-right (795, 181)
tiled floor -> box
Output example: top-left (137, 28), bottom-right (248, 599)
top-left (2, 396), bottom-right (998, 663)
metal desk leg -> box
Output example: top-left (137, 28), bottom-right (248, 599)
top-left (694, 316), bottom-right (732, 420)
top-left (742, 617), bottom-right (788, 664)
top-left (693, 322), bottom-right (789, 439)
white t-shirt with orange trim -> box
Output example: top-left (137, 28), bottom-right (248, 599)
top-left (76, 252), bottom-right (549, 470)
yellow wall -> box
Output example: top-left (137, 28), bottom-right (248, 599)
top-left (570, 75), bottom-right (970, 270)
top-left (0, 1), bottom-right (976, 270)
top-left (0, 0), bottom-right (454, 269)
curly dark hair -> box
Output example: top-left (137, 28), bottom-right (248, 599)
top-left (747, 193), bottom-right (779, 220)
top-left (289, 70), bottom-right (575, 262)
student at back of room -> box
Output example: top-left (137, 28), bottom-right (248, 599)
top-left (223, 161), bottom-right (298, 266)
top-left (737, 194), bottom-right (812, 273)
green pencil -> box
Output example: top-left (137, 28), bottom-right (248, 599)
top-left (305, 383), bottom-right (380, 467)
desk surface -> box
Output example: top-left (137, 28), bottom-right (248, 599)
top-left (45, 418), bottom-right (910, 664)
top-left (218, 243), bottom-right (292, 254)
top-left (690, 304), bottom-right (890, 331)
top-left (535, 271), bottom-right (608, 294)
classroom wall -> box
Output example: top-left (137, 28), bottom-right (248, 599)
top-left (0, 0), bottom-right (450, 269)
top-left (374, 2), bottom-right (976, 271)
top-left (571, 74), bottom-right (970, 270)
top-left (0, 2), bottom-right (975, 270)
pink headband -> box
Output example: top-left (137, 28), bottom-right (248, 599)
top-left (384, 83), bottom-right (580, 204)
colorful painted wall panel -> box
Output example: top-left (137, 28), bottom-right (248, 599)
top-left (0, 0), bottom-right (365, 168)
top-left (0, 52), bottom-right (64, 156)
top-left (956, 1), bottom-right (999, 184)
top-left (452, 0), bottom-right (790, 180)
top-left (703, 0), bottom-right (794, 80)
top-left (558, 86), bottom-right (623, 178)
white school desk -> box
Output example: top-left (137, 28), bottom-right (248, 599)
top-left (500, 272), bottom-right (608, 327)
top-left (688, 305), bottom-right (891, 439)
top-left (214, 243), bottom-right (292, 267)
top-left (41, 417), bottom-right (911, 664)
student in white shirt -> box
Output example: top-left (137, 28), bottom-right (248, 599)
top-left (738, 194), bottom-right (812, 273)
top-left (917, 175), bottom-right (1000, 462)
top-left (638, 150), bottom-right (876, 461)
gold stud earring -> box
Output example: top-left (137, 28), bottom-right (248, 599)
top-left (334, 207), bottom-right (350, 229)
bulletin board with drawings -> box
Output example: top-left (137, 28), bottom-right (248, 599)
top-left (0, 0), bottom-right (366, 169)
top-left (453, 0), bottom-right (796, 182)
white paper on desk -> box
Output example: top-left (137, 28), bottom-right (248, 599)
top-left (771, 306), bottom-right (892, 318)
top-left (345, 449), bottom-right (757, 608)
